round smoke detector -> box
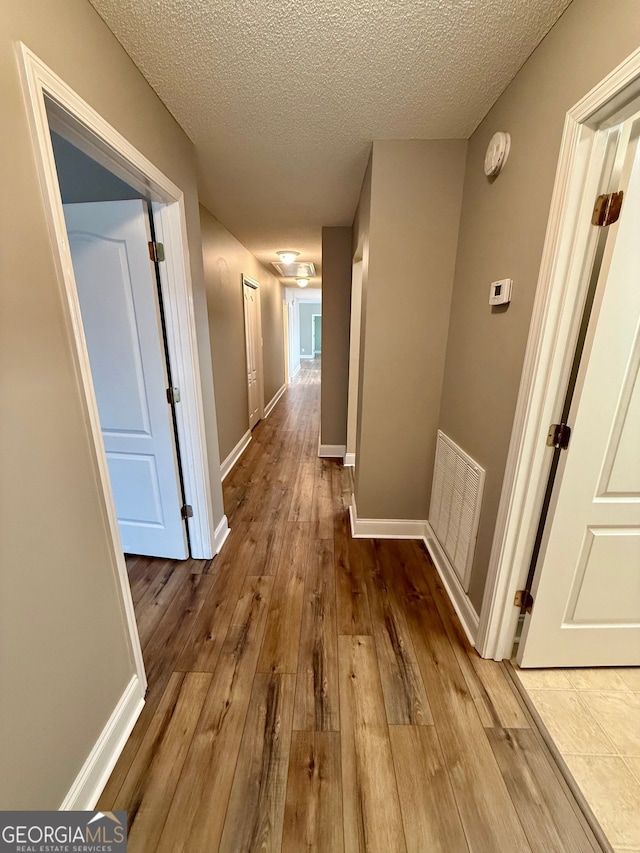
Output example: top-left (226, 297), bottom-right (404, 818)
top-left (484, 131), bottom-right (511, 177)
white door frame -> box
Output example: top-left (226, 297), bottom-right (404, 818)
top-left (477, 46), bottom-right (640, 661)
top-left (282, 299), bottom-right (290, 386)
top-left (242, 274), bottom-right (264, 423)
top-left (18, 44), bottom-right (219, 686)
top-left (311, 313), bottom-right (321, 355)
top-left (345, 257), bottom-right (363, 467)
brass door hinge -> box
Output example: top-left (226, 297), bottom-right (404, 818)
top-left (181, 504), bottom-right (193, 519)
top-left (547, 422), bottom-right (571, 450)
top-left (592, 191), bottom-right (623, 227)
top-left (166, 386), bottom-right (181, 405)
top-left (514, 589), bottom-right (534, 613)
top-left (148, 241), bottom-right (166, 262)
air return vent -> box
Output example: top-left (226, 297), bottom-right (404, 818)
top-left (272, 261), bottom-right (316, 278)
top-left (429, 431), bottom-right (485, 592)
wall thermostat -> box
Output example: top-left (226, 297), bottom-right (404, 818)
top-left (484, 131), bottom-right (511, 176)
top-left (490, 278), bottom-right (513, 305)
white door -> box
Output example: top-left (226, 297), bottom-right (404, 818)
top-left (519, 125), bottom-right (640, 667)
top-left (243, 280), bottom-right (261, 428)
top-left (64, 200), bottom-right (189, 559)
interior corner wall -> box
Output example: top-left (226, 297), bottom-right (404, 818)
top-left (438, 0), bottom-right (640, 613)
top-left (0, 0), bottom-right (225, 809)
top-left (354, 140), bottom-right (467, 520)
top-left (320, 226), bottom-right (353, 447)
top-left (200, 205), bottom-right (284, 462)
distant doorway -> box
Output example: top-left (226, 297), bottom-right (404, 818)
top-left (312, 313), bottom-right (322, 356)
top-left (284, 287), bottom-right (322, 381)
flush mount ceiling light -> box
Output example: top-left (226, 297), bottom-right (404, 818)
top-left (296, 278), bottom-right (309, 288)
top-left (276, 250), bottom-right (300, 265)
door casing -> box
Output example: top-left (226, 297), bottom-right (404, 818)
top-left (242, 275), bottom-right (264, 428)
top-left (19, 43), bottom-right (221, 689)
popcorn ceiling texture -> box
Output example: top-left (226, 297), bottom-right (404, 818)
top-left (89, 0), bottom-right (571, 272)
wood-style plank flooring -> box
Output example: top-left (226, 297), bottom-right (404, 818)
top-left (99, 358), bottom-right (603, 852)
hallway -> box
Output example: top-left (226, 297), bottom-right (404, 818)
top-left (99, 362), bottom-right (602, 852)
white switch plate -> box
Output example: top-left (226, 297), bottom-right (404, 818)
top-left (490, 278), bottom-right (512, 305)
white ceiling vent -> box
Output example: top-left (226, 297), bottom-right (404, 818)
top-left (272, 262), bottom-right (316, 278)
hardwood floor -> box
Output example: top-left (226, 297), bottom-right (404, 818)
top-left (100, 360), bottom-right (603, 852)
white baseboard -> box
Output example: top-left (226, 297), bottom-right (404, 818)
top-left (220, 430), bottom-right (252, 482)
top-left (213, 514), bottom-right (230, 555)
top-left (300, 354), bottom-right (315, 359)
top-left (423, 521), bottom-right (480, 646)
top-left (349, 498), bottom-right (426, 539)
top-left (291, 363), bottom-right (301, 379)
top-left (61, 674), bottom-right (145, 810)
top-left (348, 496), bottom-right (479, 647)
top-left (318, 443), bottom-right (346, 458)
top-left (343, 452), bottom-right (356, 467)
top-left (264, 384), bottom-right (286, 418)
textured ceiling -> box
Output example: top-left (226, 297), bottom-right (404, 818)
top-left (89, 0), bottom-right (572, 283)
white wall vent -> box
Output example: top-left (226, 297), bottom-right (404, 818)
top-left (429, 430), bottom-right (485, 592)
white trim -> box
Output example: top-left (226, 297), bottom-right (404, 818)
top-left (18, 44), bottom-right (152, 687)
top-left (213, 514), bottom-right (231, 556)
top-left (349, 502), bottom-right (426, 540)
top-left (343, 452), bottom-right (356, 467)
top-left (292, 362), bottom-right (301, 379)
top-left (220, 430), bottom-right (252, 481)
top-left (346, 259), bottom-right (363, 464)
top-left (348, 495), bottom-right (479, 645)
top-left (61, 675), bottom-right (144, 810)
top-left (318, 443), bottom-right (346, 458)
top-left (477, 47), bottom-right (640, 661)
top-left (264, 383), bottom-right (286, 418)
top-left (300, 354), bottom-right (316, 360)
top-left (423, 522), bottom-right (480, 646)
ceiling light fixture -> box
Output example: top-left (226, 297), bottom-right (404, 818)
top-left (277, 250), bottom-right (300, 265)
top-left (296, 278), bottom-right (309, 288)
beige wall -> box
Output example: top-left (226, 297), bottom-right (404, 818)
top-left (0, 0), bottom-right (224, 808)
top-left (354, 140), bottom-right (467, 519)
top-left (439, 0), bottom-right (640, 612)
top-left (201, 205), bottom-right (284, 463)
top-left (320, 227), bottom-right (353, 447)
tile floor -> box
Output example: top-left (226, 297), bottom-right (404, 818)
top-left (513, 666), bottom-right (640, 852)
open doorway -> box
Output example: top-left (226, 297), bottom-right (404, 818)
top-left (312, 313), bottom-right (322, 357)
top-left (51, 131), bottom-right (190, 560)
top-left (20, 43), bottom-right (219, 690)
top-left (299, 299), bottom-right (321, 363)
top-left (283, 287), bottom-right (322, 382)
